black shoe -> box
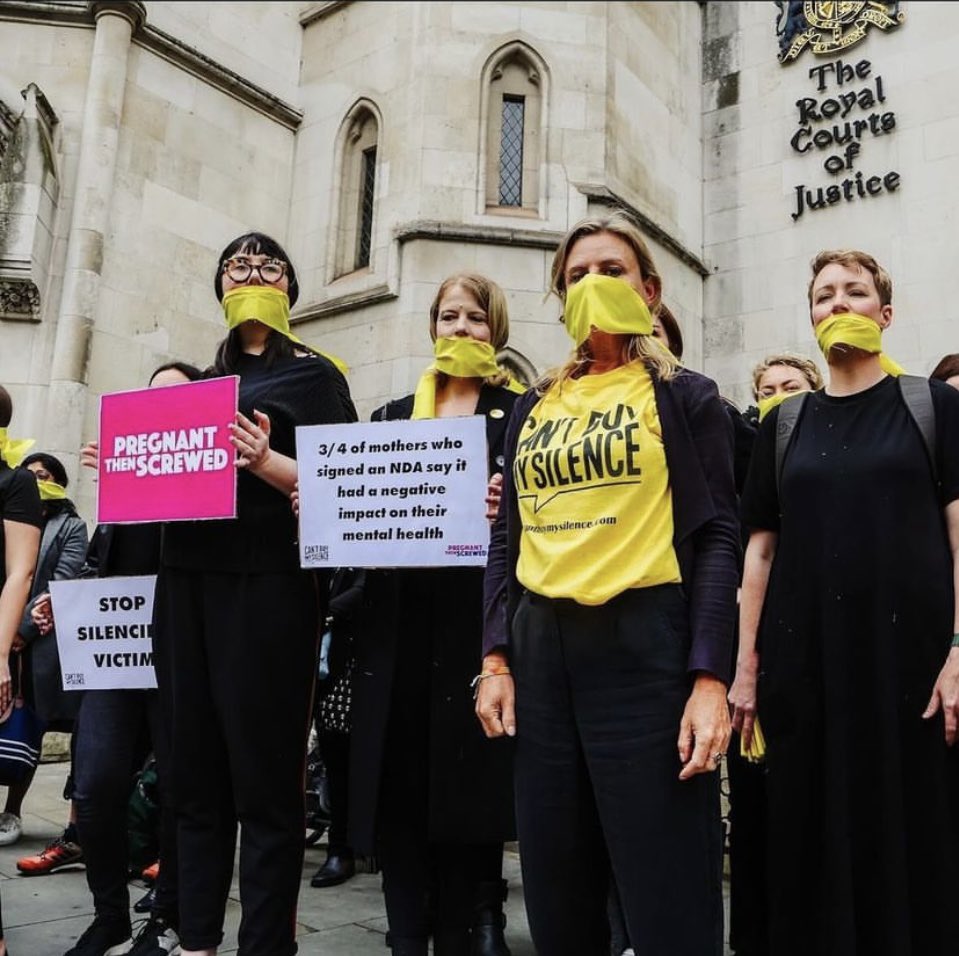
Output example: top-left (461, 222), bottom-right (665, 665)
top-left (389, 937), bottom-right (428, 956)
top-left (128, 914), bottom-right (180, 955)
top-left (310, 851), bottom-right (356, 887)
top-left (471, 880), bottom-right (511, 956)
top-left (434, 930), bottom-right (472, 956)
top-left (64, 915), bottom-right (132, 956)
top-left (133, 884), bottom-right (157, 914)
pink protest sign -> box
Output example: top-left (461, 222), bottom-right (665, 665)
top-left (96, 377), bottom-right (239, 524)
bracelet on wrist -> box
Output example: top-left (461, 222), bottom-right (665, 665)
top-left (470, 670), bottom-right (512, 699)
top-left (951, 633), bottom-right (959, 648)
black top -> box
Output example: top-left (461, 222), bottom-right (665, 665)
top-left (0, 463), bottom-right (43, 592)
top-left (163, 352), bottom-right (357, 573)
top-left (739, 375), bottom-right (959, 954)
top-left (105, 523), bottom-right (162, 577)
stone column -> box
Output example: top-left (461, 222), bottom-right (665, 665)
top-left (44, 1), bottom-right (146, 473)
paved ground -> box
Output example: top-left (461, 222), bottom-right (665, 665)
top-left (1, 761), bottom-right (731, 955)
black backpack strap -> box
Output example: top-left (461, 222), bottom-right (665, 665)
top-left (774, 391), bottom-right (808, 503)
top-left (898, 374), bottom-right (938, 485)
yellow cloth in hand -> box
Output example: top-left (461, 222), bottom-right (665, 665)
top-left (0, 428), bottom-right (35, 468)
top-left (814, 312), bottom-right (904, 377)
top-left (563, 274), bottom-right (654, 346)
top-left (740, 716), bottom-right (767, 764)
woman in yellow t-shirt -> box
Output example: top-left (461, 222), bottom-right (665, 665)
top-left (477, 212), bottom-right (739, 956)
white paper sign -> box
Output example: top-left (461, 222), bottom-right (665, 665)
top-left (49, 576), bottom-right (158, 691)
top-left (296, 416), bottom-right (490, 568)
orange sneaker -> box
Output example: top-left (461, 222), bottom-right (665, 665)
top-left (141, 860), bottom-right (160, 882)
top-left (16, 835), bottom-right (84, 875)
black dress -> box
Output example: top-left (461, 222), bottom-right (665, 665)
top-left (349, 384), bottom-right (517, 855)
top-left (741, 375), bottom-right (959, 956)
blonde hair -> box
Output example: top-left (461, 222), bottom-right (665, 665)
top-left (428, 272), bottom-right (512, 387)
top-left (539, 212), bottom-right (680, 392)
top-left (807, 249), bottom-right (893, 308)
top-left (751, 353), bottom-right (824, 400)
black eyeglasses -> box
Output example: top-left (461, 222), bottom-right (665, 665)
top-left (223, 256), bottom-right (287, 284)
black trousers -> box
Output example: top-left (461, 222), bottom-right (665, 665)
top-left (512, 587), bottom-right (724, 956)
top-left (73, 688), bottom-right (178, 924)
top-left (726, 742), bottom-right (768, 956)
top-left (154, 567), bottom-right (318, 955)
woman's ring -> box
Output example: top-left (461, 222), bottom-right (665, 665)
top-left (711, 752), bottom-right (725, 765)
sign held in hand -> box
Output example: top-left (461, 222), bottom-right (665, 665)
top-left (96, 377), bottom-right (239, 524)
top-left (49, 576), bottom-right (158, 691)
top-left (296, 416), bottom-right (490, 568)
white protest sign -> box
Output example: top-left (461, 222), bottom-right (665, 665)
top-left (49, 576), bottom-right (157, 691)
top-left (296, 416), bottom-right (490, 568)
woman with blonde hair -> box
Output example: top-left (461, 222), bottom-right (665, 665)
top-left (477, 212), bottom-right (738, 955)
top-left (350, 272), bottom-right (522, 956)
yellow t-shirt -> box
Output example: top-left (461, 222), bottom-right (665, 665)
top-left (514, 362), bottom-right (681, 604)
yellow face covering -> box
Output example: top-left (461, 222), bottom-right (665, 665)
top-left (563, 273), bottom-right (654, 347)
top-left (411, 337), bottom-right (525, 420)
top-left (0, 429), bottom-right (35, 468)
top-left (222, 286), bottom-right (350, 376)
top-left (36, 479), bottom-right (67, 501)
top-left (814, 312), bottom-right (904, 377)
top-left (757, 390), bottom-right (809, 422)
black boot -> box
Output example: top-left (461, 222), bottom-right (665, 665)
top-left (434, 929), bottom-right (472, 956)
top-left (389, 936), bottom-right (428, 956)
top-left (471, 880), bottom-right (511, 956)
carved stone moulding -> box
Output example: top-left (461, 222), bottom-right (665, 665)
top-left (0, 278), bottom-right (41, 321)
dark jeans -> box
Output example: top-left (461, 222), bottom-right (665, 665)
top-left (73, 688), bottom-right (178, 924)
top-left (512, 586), bottom-right (724, 956)
top-left (154, 567), bottom-right (318, 955)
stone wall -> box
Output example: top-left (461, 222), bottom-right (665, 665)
top-left (703, 1), bottom-right (958, 410)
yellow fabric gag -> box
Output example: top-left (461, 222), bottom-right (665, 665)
top-left (563, 273), bottom-right (654, 347)
top-left (740, 716), bottom-right (767, 764)
top-left (221, 286), bottom-right (350, 376)
top-left (814, 312), bottom-right (904, 377)
top-left (411, 337), bottom-right (525, 420)
top-left (757, 390), bottom-right (809, 422)
top-left (0, 428), bottom-right (36, 468)
top-left (36, 479), bottom-right (67, 501)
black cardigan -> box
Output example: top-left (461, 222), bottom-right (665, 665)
top-left (482, 366), bottom-right (740, 684)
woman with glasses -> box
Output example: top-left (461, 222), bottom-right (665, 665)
top-left (153, 232), bottom-right (357, 956)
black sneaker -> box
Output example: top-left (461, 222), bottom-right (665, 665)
top-left (63, 916), bottom-right (132, 956)
top-left (128, 915), bottom-right (180, 955)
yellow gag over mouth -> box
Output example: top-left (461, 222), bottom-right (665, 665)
top-left (222, 285), bottom-right (349, 376)
top-left (36, 479), bottom-right (67, 501)
top-left (814, 312), bottom-right (904, 377)
top-left (411, 337), bottom-right (525, 420)
top-left (563, 273), bottom-right (654, 347)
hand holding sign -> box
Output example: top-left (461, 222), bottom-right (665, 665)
top-left (97, 377), bottom-right (238, 524)
top-left (230, 409), bottom-right (272, 472)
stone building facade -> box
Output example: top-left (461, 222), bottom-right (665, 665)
top-left (0, 1), bottom-right (953, 519)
